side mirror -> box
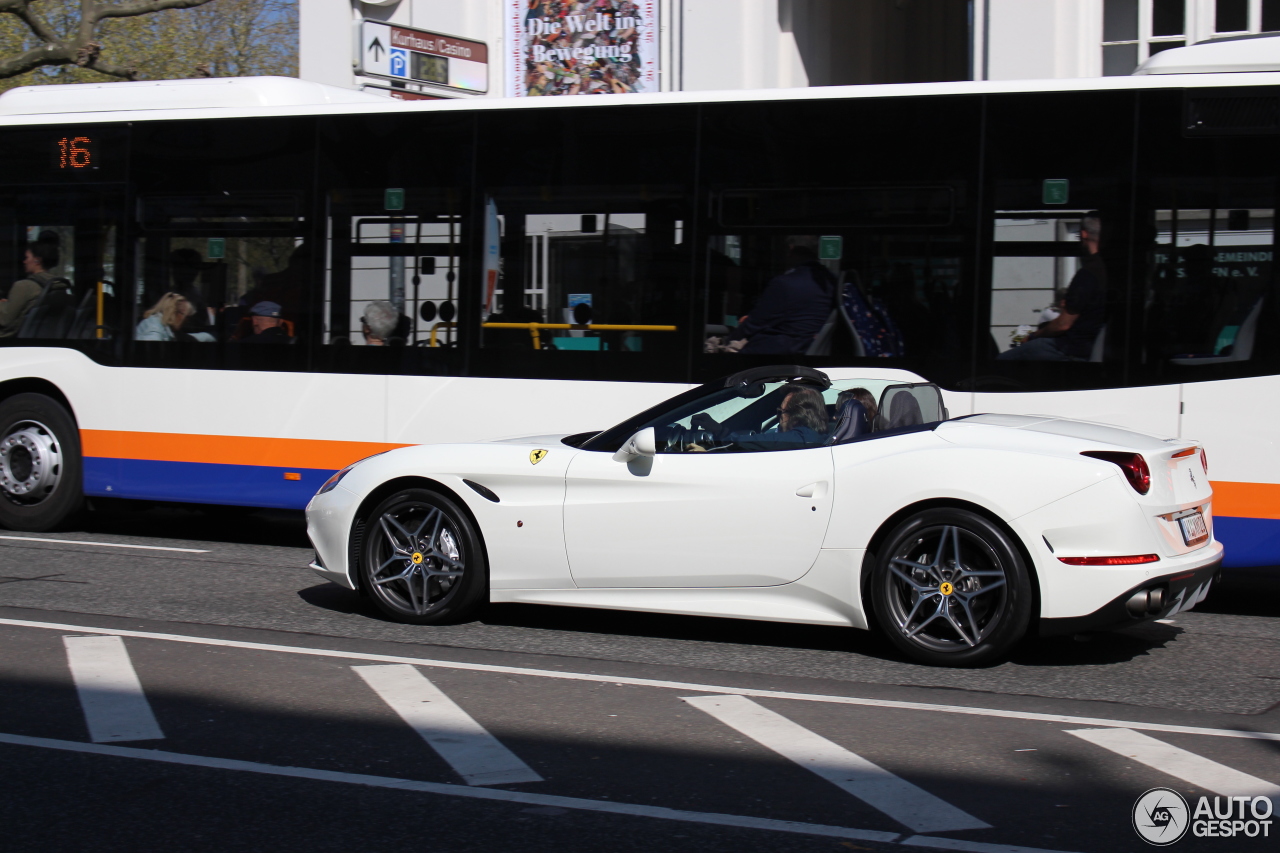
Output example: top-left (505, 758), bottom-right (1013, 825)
top-left (612, 427), bottom-right (657, 462)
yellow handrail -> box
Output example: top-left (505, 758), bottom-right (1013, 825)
top-left (428, 321), bottom-right (678, 348)
top-left (95, 281), bottom-right (104, 339)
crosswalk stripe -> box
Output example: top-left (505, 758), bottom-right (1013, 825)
top-left (1067, 728), bottom-right (1280, 799)
top-left (353, 664), bottom-right (542, 786)
top-left (63, 636), bottom-right (164, 743)
top-left (684, 694), bottom-right (990, 833)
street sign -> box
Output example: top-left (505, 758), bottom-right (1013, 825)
top-left (360, 21), bottom-right (489, 94)
top-left (819, 236), bottom-right (843, 261)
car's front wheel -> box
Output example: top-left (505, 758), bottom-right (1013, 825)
top-left (360, 489), bottom-right (487, 625)
top-left (871, 508), bottom-right (1032, 667)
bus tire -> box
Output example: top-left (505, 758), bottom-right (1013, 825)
top-left (0, 393), bottom-right (84, 532)
top-left (359, 488), bottom-right (487, 625)
top-left (871, 508), bottom-right (1031, 667)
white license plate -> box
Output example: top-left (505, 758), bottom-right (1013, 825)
top-left (1178, 510), bottom-right (1208, 545)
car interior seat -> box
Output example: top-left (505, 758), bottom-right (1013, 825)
top-left (828, 399), bottom-right (871, 445)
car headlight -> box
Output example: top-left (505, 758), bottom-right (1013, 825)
top-left (315, 451), bottom-right (389, 496)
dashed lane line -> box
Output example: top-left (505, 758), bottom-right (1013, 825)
top-left (3, 617), bottom-right (1278, 744)
top-left (354, 664), bottom-right (543, 786)
top-left (0, 535), bottom-right (209, 553)
top-left (684, 694), bottom-right (990, 833)
top-left (1067, 728), bottom-right (1280, 799)
top-left (0, 731), bottom-right (1093, 853)
top-left (63, 636), bottom-right (164, 743)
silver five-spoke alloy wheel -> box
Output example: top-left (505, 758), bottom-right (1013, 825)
top-left (360, 489), bottom-right (487, 625)
top-left (874, 508), bottom-right (1031, 666)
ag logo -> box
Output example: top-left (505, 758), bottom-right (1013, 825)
top-left (1133, 787), bottom-right (1189, 845)
top-left (529, 449), bottom-right (548, 465)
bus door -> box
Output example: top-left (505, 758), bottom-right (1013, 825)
top-left (0, 187), bottom-right (125, 498)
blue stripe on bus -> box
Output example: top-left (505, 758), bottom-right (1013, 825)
top-left (84, 458), bottom-right (333, 510)
top-left (1212, 516), bottom-right (1280, 568)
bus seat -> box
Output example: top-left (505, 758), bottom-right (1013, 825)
top-left (1089, 324), bottom-right (1107, 362)
top-left (1170, 297), bottom-right (1262, 365)
top-left (805, 309), bottom-right (839, 356)
top-left (17, 279), bottom-right (77, 339)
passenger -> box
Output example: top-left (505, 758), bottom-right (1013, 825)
top-left (135, 292), bottom-right (195, 342)
top-left (837, 387), bottom-right (878, 426)
top-left (693, 386), bottom-right (830, 450)
top-left (169, 248), bottom-right (210, 327)
top-left (829, 387), bottom-right (877, 444)
top-left (998, 212), bottom-right (1106, 361)
top-left (237, 300), bottom-right (291, 344)
top-left (0, 231), bottom-right (62, 338)
top-left (361, 301), bottom-right (399, 346)
top-left (730, 236), bottom-right (836, 355)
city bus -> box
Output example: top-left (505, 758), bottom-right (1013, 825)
top-left (0, 48), bottom-right (1276, 569)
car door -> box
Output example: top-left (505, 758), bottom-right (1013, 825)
top-left (563, 443), bottom-right (834, 588)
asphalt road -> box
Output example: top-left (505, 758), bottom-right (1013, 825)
top-left (0, 502), bottom-right (1277, 853)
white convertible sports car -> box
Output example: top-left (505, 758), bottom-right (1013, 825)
top-left (306, 365), bottom-right (1222, 666)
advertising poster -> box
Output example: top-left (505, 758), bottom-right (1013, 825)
top-left (507, 1), bottom-right (659, 97)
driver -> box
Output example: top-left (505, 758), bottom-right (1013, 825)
top-left (692, 385), bottom-right (829, 450)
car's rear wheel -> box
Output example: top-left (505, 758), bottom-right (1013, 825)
top-left (0, 393), bottom-right (83, 532)
top-left (871, 508), bottom-right (1031, 667)
top-left (360, 488), bottom-right (487, 625)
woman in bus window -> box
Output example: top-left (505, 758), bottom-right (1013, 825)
top-left (136, 292), bottom-right (196, 342)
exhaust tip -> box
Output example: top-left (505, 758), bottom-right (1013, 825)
top-left (1146, 587), bottom-right (1165, 613)
top-left (1125, 590), bottom-right (1150, 617)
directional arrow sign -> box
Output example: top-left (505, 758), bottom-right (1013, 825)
top-left (362, 22), bottom-right (392, 78)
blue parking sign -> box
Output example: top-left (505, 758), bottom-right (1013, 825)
top-left (389, 48), bottom-right (408, 78)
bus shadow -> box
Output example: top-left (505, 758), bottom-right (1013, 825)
top-left (78, 500), bottom-right (311, 549)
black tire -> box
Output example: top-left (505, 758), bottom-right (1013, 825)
top-left (871, 508), bottom-right (1032, 667)
top-left (0, 393), bottom-right (83, 532)
top-left (359, 488), bottom-right (487, 625)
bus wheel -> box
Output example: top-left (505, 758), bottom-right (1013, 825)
top-left (360, 488), bottom-right (487, 625)
top-left (0, 393), bottom-right (84, 532)
top-left (871, 508), bottom-right (1031, 667)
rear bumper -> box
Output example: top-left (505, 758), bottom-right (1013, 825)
top-left (1038, 558), bottom-right (1222, 637)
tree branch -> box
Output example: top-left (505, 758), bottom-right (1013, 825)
top-left (0, 0), bottom-right (66, 46)
top-left (0, 42), bottom-right (74, 79)
top-left (92, 0), bottom-right (218, 22)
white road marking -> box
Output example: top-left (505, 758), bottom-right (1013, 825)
top-left (0, 535), bottom-right (209, 553)
top-left (684, 695), bottom-right (989, 833)
top-left (0, 732), bottom-right (901, 845)
top-left (353, 665), bottom-right (542, 786)
top-left (1067, 728), bottom-right (1280, 799)
top-left (4, 618), bottom-right (1276, 744)
top-left (901, 836), bottom-right (1085, 853)
top-left (63, 636), bottom-right (164, 743)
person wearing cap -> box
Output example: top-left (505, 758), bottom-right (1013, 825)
top-left (239, 300), bottom-right (291, 343)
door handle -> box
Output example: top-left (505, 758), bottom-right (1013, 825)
top-left (796, 482), bottom-right (827, 498)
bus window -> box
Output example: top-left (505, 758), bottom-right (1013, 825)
top-left (1142, 196), bottom-right (1275, 370)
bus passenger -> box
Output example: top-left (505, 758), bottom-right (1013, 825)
top-left (998, 213), bottom-right (1106, 361)
top-left (135, 292), bottom-right (195, 342)
top-left (0, 231), bottom-right (61, 338)
top-left (732, 236), bottom-right (835, 355)
top-left (238, 301), bottom-right (291, 344)
top-left (361, 301), bottom-right (398, 346)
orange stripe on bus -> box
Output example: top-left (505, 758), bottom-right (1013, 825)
top-left (80, 430), bottom-right (409, 471)
top-left (1209, 481), bottom-right (1280, 520)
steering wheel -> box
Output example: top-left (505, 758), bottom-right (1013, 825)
top-left (661, 424), bottom-right (717, 452)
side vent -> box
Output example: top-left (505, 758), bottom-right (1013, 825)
top-left (463, 479), bottom-right (500, 503)
top-left (1185, 90), bottom-right (1280, 136)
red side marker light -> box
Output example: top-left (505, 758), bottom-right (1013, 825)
top-left (1058, 554), bottom-right (1160, 566)
top-left (1081, 451), bottom-right (1151, 494)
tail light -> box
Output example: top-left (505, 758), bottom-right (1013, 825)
top-left (1081, 451), bottom-right (1151, 494)
top-left (1059, 554), bottom-right (1160, 566)
top-left (1200, 447), bottom-right (1208, 476)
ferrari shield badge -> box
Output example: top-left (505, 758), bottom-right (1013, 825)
top-left (529, 449), bottom-right (548, 465)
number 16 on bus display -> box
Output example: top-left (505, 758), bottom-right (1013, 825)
top-left (55, 136), bottom-right (93, 170)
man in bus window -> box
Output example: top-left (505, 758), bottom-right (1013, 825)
top-left (362, 301), bottom-right (399, 346)
top-left (0, 231), bottom-right (62, 338)
top-left (998, 212), bottom-right (1106, 361)
top-left (731, 236), bottom-right (835, 354)
top-left (238, 301), bottom-right (290, 344)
